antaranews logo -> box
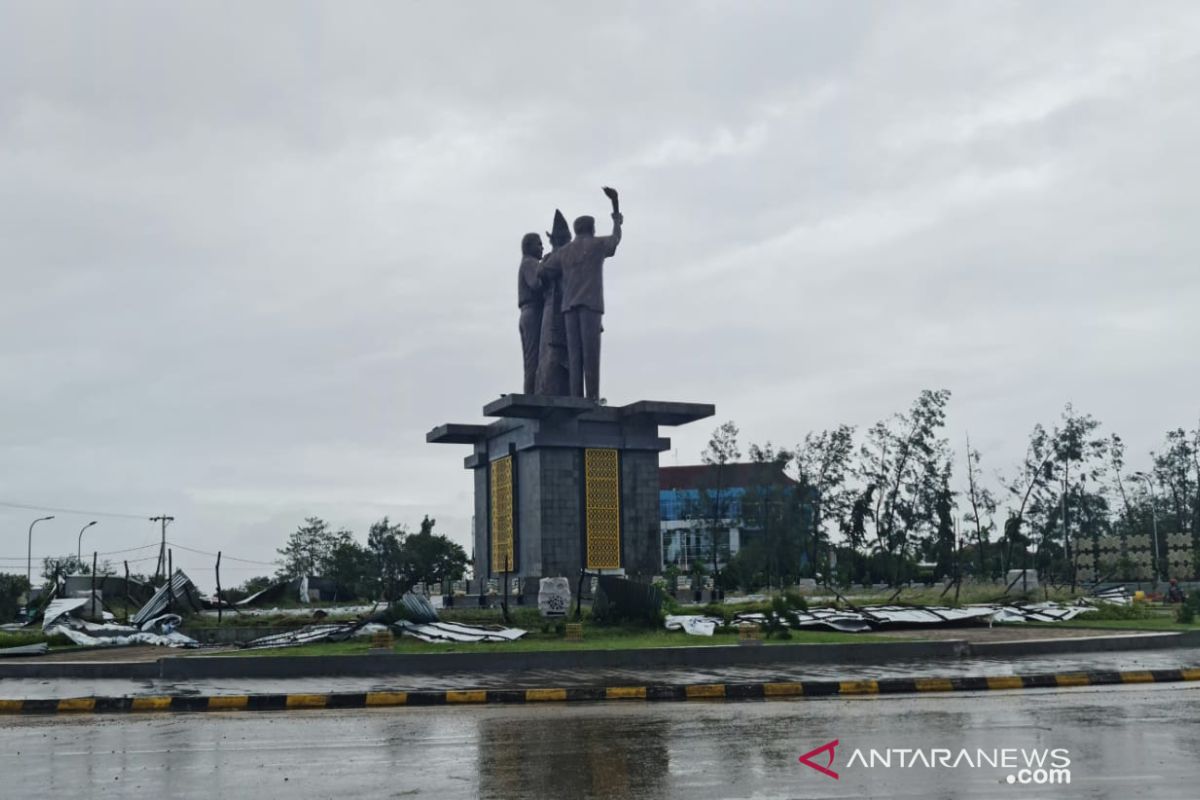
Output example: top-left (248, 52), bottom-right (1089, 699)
top-left (799, 740), bottom-right (1070, 785)
top-left (798, 740), bottom-right (840, 780)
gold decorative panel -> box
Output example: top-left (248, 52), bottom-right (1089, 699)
top-left (584, 448), bottom-right (621, 570)
top-left (490, 455), bottom-right (514, 573)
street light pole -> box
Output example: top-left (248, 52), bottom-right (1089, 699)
top-left (27, 515), bottom-right (54, 598)
top-left (1133, 473), bottom-right (1161, 586)
top-left (77, 520), bottom-right (98, 566)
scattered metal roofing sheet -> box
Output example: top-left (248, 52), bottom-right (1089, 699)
top-left (41, 597), bottom-right (89, 631)
top-left (240, 623), bottom-right (360, 650)
top-left (394, 620), bottom-right (526, 643)
top-left (0, 642), bottom-right (49, 658)
top-left (400, 592), bottom-right (439, 623)
top-left (130, 570), bottom-right (204, 625)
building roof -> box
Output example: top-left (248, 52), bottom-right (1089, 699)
top-left (659, 462), bottom-right (798, 491)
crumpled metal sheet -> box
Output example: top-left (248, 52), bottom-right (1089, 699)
top-left (664, 615), bottom-right (721, 636)
top-left (732, 610), bottom-right (873, 633)
top-left (240, 623), bottom-right (360, 650)
top-left (353, 623), bottom-right (391, 638)
top-left (1092, 586), bottom-right (1131, 606)
top-left (730, 602), bottom-right (1087, 632)
top-left (400, 592), bottom-right (439, 624)
top-left (0, 642), bottom-right (49, 657)
top-left (130, 570), bottom-right (205, 625)
top-left (46, 624), bottom-right (198, 648)
top-left (42, 609), bottom-right (198, 649)
top-left (988, 603), bottom-right (1089, 623)
top-left (394, 620), bottom-right (526, 643)
top-left (42, 597), bottom-right (90, 631)
top-left (851, 605), bottom-right (998, 626)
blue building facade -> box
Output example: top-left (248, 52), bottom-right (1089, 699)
top-left (657, 463), bottom-right (802, 571)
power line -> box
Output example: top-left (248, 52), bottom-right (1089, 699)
top-left (0, 500), bottom-right (151, 521)
top-left (166, 541), bottom-right (276, 566)
top-left (0, 543), bottom-right (161, 561)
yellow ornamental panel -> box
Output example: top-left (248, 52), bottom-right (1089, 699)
top-left (491, 456), bottom-right (514, 573)
top-left (585, 448), bottom-right (621, 570)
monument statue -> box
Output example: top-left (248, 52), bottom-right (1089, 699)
top-left (517, 232), bottom-right (544, 394)
top-left (434, 185), bottom-right (714, 598)
top-left (538, 187), bottom-right (623, 400)
top-left (534, 210), bottom-right (571, 396)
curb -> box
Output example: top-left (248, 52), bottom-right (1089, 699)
top-left (9, 630), bottom-right (1197, 681)
top-left (3, 668), bottom-right (1198, 715)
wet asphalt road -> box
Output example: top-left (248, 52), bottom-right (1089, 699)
top-left (3, 646), bottom-right (1199, 699)
top-left (2, 681), bottom-right (1197, 799)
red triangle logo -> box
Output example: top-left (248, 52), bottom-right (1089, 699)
top-left (798, 739), bottom-right (840, 779)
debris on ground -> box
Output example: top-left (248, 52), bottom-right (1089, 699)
top-left (729, 609), bottom-right (873, 633)
top-left (394, 620), bottom-right (526, 643)
top-left (130, 570), bottom-right (206, 624)
top-left (667, 589), bottom-right (1136, 635)
top-left (42, 597), bottom-right (93, 631)
top-left (0, 642), bottom-right (49, 658)
top-left (399, 592), bottom-right (439, 624)
top-left (352, 623), bottom-right (391, 638)
top-left (664, 615), bottom-right (722, 636)
top-left (238, 623), bottom-right (361, 650)
top-left (44, 613), bottom-right (198, 649)
top-left (1091, 586), bottom-right (1131, 605)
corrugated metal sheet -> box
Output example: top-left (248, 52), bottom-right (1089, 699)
top-left (131, 570), bottom-right (204, 625)
top-left (42, 597), bottom-right (89, 631)
top-left (394, 620), bottom-right (527, 643)
top-left (400, 592), bottom-right (438, 623)
top-left (240, 623), bottom-right (360, 650)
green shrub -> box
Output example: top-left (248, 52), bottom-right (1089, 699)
top-left (0, 573), bottom-right (31, 623)
top-left (782, 590), bottom-right (808, 612)
top-left (1077, 601), bottom-right (1153, 621)
top-left (1176, 592), bottom-right (1200, 624)
top-left (0, 631), bottom-right (45, 648)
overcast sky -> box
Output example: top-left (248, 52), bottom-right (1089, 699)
top-left (1, 2), bottom-right (1197, 589)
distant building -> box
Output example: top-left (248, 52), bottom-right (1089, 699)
top-left (658, 463), bottom-right (806, 572)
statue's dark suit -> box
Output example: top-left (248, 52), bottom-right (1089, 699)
top-left (518, 255), bottom-right (544, 394)
top-left (541, 218), bottom-right (621, 400)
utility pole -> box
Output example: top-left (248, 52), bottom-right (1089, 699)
top-left (150, 515), bottom-right (174, 584)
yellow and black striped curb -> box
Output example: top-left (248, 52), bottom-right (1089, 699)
top-left (2, 668), bottom-right (1197, 715)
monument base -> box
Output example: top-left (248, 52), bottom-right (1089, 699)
top-left (428, 395), bottom-right (714, 590)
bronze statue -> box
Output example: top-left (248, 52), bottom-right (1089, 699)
top-left (549, 187), bottom-right (623, 400)
top-left (517, 232), bottom-right (544, 394)
top-left (534, 210), bottom-right (571, 396)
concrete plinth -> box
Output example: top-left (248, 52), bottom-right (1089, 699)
top-left (428, 395), bottom-right (713, 586)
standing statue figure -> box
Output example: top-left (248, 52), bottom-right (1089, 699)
top-left (534, 210), bottom-right (571, 395)
top-left (542, 188), bottom-right (623, 401)
top-left (517, 232), bottom-right (545, 394)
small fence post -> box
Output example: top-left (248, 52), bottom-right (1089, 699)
top-left (167, 549), bottom-right (175, 614)
top-left (216, 551), bottom-right (223, 626)
top-left (91, 551), bottom-right (98, 618)
top-left (124, 560), bottom-right (131, 623)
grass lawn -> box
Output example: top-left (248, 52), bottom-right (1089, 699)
top-left (1018, 616), bottom-right (1200, 632)
top-left (0, 631), bottom-right (76, 649)
top-left (221, 626), bottom-right (905, 657)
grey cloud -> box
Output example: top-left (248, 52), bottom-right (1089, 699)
top-left (1, 2), bottom-right (1197, 586)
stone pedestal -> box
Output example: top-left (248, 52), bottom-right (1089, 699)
top-left (428, 395), bottom-right (713, 590)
